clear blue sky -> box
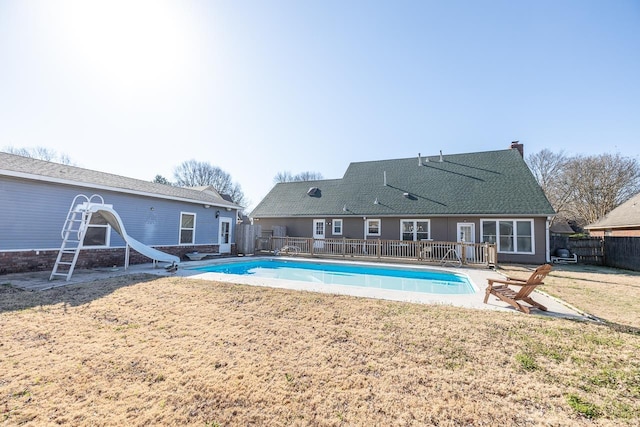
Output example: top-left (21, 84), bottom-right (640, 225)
top-left (1, 0), bottom-right (639, 210)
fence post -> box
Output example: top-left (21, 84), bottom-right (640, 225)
top-left (377, 239), bottom-right (381, 259)
top-left (342, 237), bottom-right (346, 258)
top-left (483, 243), bottom-right (488, 266)
top-left (310, 238), bottom-right (314, 256)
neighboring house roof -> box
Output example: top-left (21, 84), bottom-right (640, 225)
top-left (251, 148), bottom-right (555, 218)
top-left (549, 219), bottom-right (575, 235)
top-left (188, 185), bottom-right (236, 203)
top-left (585, 192), bottom-right (640, 230)
top-left (0, 152), bottom-right (240, 210)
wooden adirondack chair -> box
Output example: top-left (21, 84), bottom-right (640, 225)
top-left (484, 264), bottom-right (553, 314)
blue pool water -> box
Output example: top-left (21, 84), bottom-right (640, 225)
top-left (190, 259), bottom-right (475, 295)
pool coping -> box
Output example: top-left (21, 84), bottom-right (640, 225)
top-left (175, 256), bottom-right (586, 319)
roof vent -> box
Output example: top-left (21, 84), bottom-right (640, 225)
top-left (439, 150), bottom-right (443, 162)
top-left (307, 187), bottom-right (319, 196)
top-left (418, 153), bottom-right (422, 166)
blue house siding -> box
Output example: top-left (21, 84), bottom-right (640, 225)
top-left (94, 193), bottom-right (219, 248)
top-left (1, 177), bottom-right (73, 251)
top-left (0, 176), bottom-right (234, 251)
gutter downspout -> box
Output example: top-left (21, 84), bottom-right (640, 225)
top-left (545, 216), bottom-right (552, 263)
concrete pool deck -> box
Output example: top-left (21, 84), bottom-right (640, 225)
top-left (1, 256), bottom-right (591, 321)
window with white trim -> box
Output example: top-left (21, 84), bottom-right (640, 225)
top-left (366, 219), bottom-right (381, 236)
top-left (83, 213), bottom-right (110, 247)
top-left (180, 212), bottom-right (196, 245)
top-left (400, 219), bottom-right (430, 241)
top-left (481, 219), bottom-right (534, 253)
top-left (332, 219), bottom-right (343, 235)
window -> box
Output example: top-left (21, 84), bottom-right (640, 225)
top-left (481, 219), bottom-right (534, 254)
top-left (332, 219), bottom-right (343, 235)
top-left (82, 213), bottom-right (110, 247)
top-left (180, 212), bottom-right (196, 245)
top-left (366, 219), bottom-right (380, 236)
top-left (516, 221), bottom-right (532, 252)
top-left (482, 221), bottom-right (497, 245)
top-left (400, 220), bottom-right (430, 241)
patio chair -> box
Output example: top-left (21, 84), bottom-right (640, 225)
top-left (483, 264), bottom-right (552, 314)
top-left (274, 245), bottom-right (300, 256)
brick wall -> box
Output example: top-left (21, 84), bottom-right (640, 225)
top-left (0, 244), bottom-right (232, 275)
top-left (588, 228), bottom-right (640, 237)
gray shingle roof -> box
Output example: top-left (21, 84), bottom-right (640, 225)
top-left (585, 192), bottom-right (640, 229)
top-left (0, 152), bottom-right (240, 209)
top-left (250, 148), bottom-right (555, 217)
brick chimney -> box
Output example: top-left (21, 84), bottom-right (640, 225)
top-left (510, 141), bottom-right (524, 157)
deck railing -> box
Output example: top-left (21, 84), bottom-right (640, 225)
top-left (260, 236), bottom-right (496, 267)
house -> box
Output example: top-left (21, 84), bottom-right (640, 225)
top-left (250, 143), bottom-right (556, 264)
top-left (549, 219), bottom-right (576, 236)
top-left (0, 152), bottom-right (241, 274)
top-left (584, 192), bottom-right (640, 237)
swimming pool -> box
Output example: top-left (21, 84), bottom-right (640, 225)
top-left (190, 259), bottom-right (475, 295)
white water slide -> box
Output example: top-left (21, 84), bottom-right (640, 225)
top-left (86, 204), bottom-right (180, 265)
top-left (50, 195), bottom-right (179, 281)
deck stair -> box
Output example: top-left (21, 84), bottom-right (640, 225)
top-left (50, 194), bottom-right (104, 281)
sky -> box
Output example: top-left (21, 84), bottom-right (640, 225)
top-left (1, 0), bottom-right (639, 211)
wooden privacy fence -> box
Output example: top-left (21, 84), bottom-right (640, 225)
top-left (262, 236), bottom-right (497, 267)
top-left (551, 236), bottom-right (604, 264)
top-left (235, 224), bottom-right (259, 255)
top-left (604, 237), bottom-right (640, 271)
top-left (550, 235), bottom-right (640, 271)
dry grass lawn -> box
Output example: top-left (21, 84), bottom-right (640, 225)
top-left (1, 264), bottom-right (640, 426)
top-left (498, 264), bottom-right (640, 331)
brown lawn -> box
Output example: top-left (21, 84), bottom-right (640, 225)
top-left (1, 264), bottom-right (639, 426)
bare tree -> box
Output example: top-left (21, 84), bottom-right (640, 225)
top-left (273, 170), bottom-right (324, 183)
top-left (153, 175), bottom-right (173, 185)
top-left (526, 149), bottom-right (571, 221)
top-left (273, 171), bottom-right (294, 184)
top-left (295, 171), bottom-right (324, 181)
top-left (562, 153), bottom-right (640, 226)
top-left (3, 146), bottom-right (73, 164)
top-left (173, 160), bottom-right (247, 206)
top-left (527, 150), bottom-right (640, 227)
top-left (226, 183), bottom-right (246, 207)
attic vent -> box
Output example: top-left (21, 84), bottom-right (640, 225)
top-left (307, 187), bottom-right (319, 196)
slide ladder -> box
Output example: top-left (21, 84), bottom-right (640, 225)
top-left (50, 194), bottom-right (103, 281)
